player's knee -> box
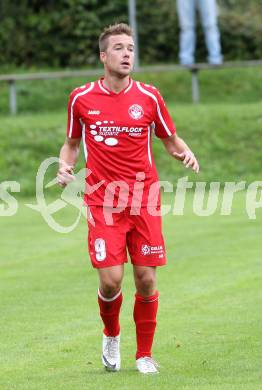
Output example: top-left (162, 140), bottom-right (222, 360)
top-left (136, 273), bottom-right (156, 294)
top-left (100, 280), bottom-right (122, 298)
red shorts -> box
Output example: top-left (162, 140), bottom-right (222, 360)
top-left (87, 206), bottom-right (166, 268)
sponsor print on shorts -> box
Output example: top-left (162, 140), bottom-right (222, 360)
top-left (94, 238), bottom-right (106, 261)
top-left (141, 244), bottom-right (164, 258)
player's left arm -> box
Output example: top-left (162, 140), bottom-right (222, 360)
top-left (150, 86), bottom-right (200, 174)
top-left (161, 133), bottom-right (200, 173)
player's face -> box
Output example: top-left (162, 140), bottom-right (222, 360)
top-left (100, 34), bottom-right (135, 77)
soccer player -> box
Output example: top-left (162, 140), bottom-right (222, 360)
top-left (57, 23), bottom-right (199, 374)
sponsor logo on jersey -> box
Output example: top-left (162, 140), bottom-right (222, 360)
top-left (88, 120), bottom-right (143, 147)
top-left (128, 104), bottom-right (144, 120)
top-left (88, 110), bottom-right (101, 115)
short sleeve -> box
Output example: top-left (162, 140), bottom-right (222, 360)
top-left (66, 90), bottom-right (82, 138)
top-left (153, 89), bottom-right (176, 139)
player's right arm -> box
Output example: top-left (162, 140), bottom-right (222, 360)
top-left (57, 137), bottom-right (81, 187)
top-left (57, 87), bottom-right (83, 187)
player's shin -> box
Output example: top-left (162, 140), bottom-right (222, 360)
top-left (98, 288), bottom-right (123, 336)
top-left (133, 291), bottom-right (159, 359)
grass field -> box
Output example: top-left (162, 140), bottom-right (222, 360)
top-left (1, 192), bottom-right (262, 389)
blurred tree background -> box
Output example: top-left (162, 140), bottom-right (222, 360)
top-left (0, 0), bottom-right (261, 68)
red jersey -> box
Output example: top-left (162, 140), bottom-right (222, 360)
top-left (66, 78), bottom-right (176, 207)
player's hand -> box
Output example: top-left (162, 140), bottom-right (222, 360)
top-left (57, 164), bottom-right (75, 187)
top-left (173, 150), bottom-right (200, 173)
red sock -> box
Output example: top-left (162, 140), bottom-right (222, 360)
top-left (98, 289), bottom-right (123, 337)
top-left (133, 291), bottom-right (159, 359)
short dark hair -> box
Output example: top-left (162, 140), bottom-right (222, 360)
top-left (99, 23), bottom-right (133, 52)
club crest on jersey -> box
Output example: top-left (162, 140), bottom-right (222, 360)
top-left (128, 104), bottom-right (144, 120)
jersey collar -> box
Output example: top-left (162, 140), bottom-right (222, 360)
top-left (98, 77), bottom-right (133, 96)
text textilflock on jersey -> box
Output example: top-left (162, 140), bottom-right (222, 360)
top-left (67, 78), bottom-right (176, 207)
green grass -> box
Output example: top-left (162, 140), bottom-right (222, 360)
top-left (1, 192), bottom-right (262, 389)
top-left (1, 102), bottom-right (261, 196)
top-left (0, 67), bottom-right (261, 115)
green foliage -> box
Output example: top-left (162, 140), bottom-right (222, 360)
top-left (136, 0), bottom-right (179, 64)
top-left (0, 0), bottom-right (128, 68)
top-left (0, 0), bottom-right (261, 68)
top-left (219, 0), bottom-right (262, 60)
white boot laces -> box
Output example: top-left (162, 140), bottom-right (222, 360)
top-left (106, 336), bottom-right (119, 358)
top-left (142, 357), bottom-right (159, 371)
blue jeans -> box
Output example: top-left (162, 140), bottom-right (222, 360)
top-left (177, 0), bottom-right (223, 65)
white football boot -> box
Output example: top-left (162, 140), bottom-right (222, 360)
top-left (136, 356), bottom-right (159, 374)
top-left (102, 333), bottom-right (121, 372)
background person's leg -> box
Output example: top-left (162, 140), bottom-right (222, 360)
top-left (198, 0), bottom-right (223, 64)
top-left (97, 265), bottom-right (124, 336)
top-left (177, 0), bottom-right (196, 65)
top-left (133, 266), bottom-right (159, 359)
